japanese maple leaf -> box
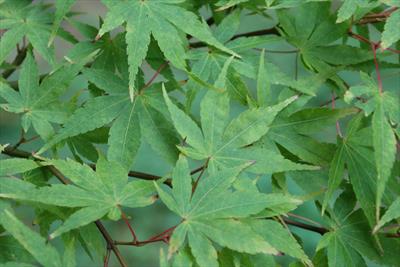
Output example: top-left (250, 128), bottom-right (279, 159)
top-left (39, 67), bottom-right (180, 169)
top-left (0, 51), bottom-right (95, 140)
top-left (162, 61), bottom-right (318, 175)
top-left (320, 189), bottom-right (400, 267)
top-left (97, 0), bottom-right (238, 98)
top-left (0, 156), bottom-right (156, 239)
top-left (0, 0), bottom-right (56, 65)
top-left (155, 155), bottom-right (303, 267)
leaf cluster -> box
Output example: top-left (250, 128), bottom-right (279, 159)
top-left (0, 1), bottom-right (399, 267)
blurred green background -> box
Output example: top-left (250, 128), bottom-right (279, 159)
top-left (1, 1), bottom-right (399, 267)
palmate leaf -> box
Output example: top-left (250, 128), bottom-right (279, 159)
top-left (321, 114), bottom-right (398, 226)
top-left (0, 0), bottom-right (56, 65)
top-left (187, 13), bottom-right (319, 101)
top-left (39, 67), bottom-right (179, 169)
top-left (0, 50), bottom-right (96, 140)
top-left (163, 78), bottom-right (317, 175)
top-left (319, 191), bottom-right (400, 267)
top-left (0, 157), bottom-right (156, 239)
top-left (0, 201), bottom-right (62, 267)
top-left (155, 155), bottom-right (303, 267)
top-left (97, 0), bottom-right (238, 97)
top-left (344, 73), bottom-right (397, 222)
top-left (277, 1), bottom-right (376, 72)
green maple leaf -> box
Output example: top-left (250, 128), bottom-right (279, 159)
top-left (187, 11), bottom-right (317, 104)
top-left (39, 66), bottom-right (180, 169)
top-left (318, 190), bottom-right (400, 267)
top-left (97, 0), bottom-right (238, 98)
top-left (155, 155), bottom-right (303, 267)
top-left (343, 72), bottom-right (397, 221)
top-left (278, 2), bottom-right (376, 71)
top-left (322, 114), bottom-right (399, 226)
top-left (164, 87), bottom-right (317, 174)
top-left (0, 0), bottom-right (56, 65)
top-left (187, 12), bottom-right (282, 102)
top-left (163, 58), bottom-right (318, 175)
top-left (0, 50), bottom-right (95, 140)
top-left (0, 156), bottom-right (156, 239)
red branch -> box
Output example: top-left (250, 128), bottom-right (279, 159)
top-left (115, 225), bottom-right (177, 246)
top-left (141, 61), bottom-right (169, 91)
top-left (121, 212), bottom-right (138, 243)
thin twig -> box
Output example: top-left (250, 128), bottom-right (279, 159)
top-left (189, 27), bottom-right (279, 48)
top-left (357, 7), bottom-right (398, 25)
top-left (192, 158), bottom-right (209, 194)
top-left (115, 225), bottom-right (177, 246)
top-left (141, 61), bottom-right (169, 91)
top-left (283, 218), bottom-right (329, 235)
top-left (288, 213), bottom-right (324, 227)
top-left (121, 211), bottom-right (138, 243)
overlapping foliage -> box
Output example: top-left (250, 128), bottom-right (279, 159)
top-left (0, 0), bottom-right (399, 266)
